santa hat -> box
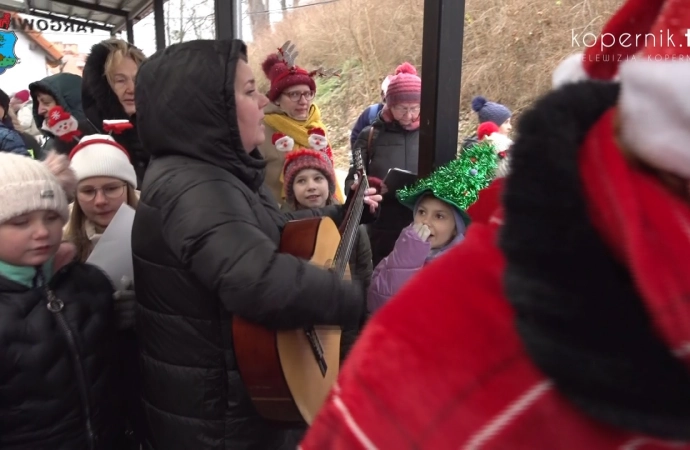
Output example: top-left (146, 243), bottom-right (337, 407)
top-left (610, 0), bottom-right (690, 179)
top-left (262, 52), bottom-right (316, 102)
top-left (477, 122), bottom-right (500, 140)
top-left (0, 151), bottom-right (74, 224)
top-left (68, 134), bottom-right (138, 188)
top-left (551, 0), bottom-right (666, 87)
top-left (282, 149), bottom-right (336, 208)
top-left (386, 63), bottom-right (421, 106)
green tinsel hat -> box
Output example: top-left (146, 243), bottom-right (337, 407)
top-left (397, 140), bottom-right (499, 221)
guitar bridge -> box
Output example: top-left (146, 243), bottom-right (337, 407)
top-left (304, 326), bottom-right (328, 377)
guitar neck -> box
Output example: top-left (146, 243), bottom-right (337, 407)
top-left (332, 176), bottom-right (368, 279)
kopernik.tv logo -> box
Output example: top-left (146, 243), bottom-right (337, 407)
top-left (572, 29), bottom-right (690, 60)
top-left (0, 12), bottom-right (18, 75)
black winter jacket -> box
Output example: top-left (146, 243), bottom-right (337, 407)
top-left (82, 41), bottom-right (149, 187)
top-left (346, 116), bottom-right (419, 186)
top-left (132, 39), bottom-right (365, 450)
top-left (0, 263), bottom-right (121, 449)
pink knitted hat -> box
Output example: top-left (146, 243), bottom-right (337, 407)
top-left (385, 63), bottom-right (421, 106)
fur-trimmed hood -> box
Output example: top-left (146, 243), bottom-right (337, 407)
top-left (82, 40), bottom-right (148, 185)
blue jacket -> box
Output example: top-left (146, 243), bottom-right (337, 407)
top-left (0, 125), bottom-right (29, 157)
top-left (350, 103), bottom-right (383, 149)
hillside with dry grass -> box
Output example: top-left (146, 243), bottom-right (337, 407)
top-left (247, 0), bottom-right (623, 169)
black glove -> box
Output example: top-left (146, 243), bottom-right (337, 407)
top-left (338, 280), bottom-right (367, 330)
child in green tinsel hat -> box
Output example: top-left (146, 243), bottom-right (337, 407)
top-left (367, 139), bottom-right (502, 313)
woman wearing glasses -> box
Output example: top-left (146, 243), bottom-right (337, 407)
top-left (258, 49), bottom-right (345, 206)
top-left (346, 62), bottom-right (422, 266)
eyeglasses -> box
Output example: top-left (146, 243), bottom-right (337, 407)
top-left (77, 184), bottom-right (126, 202)
top-left (391, 105), bottom-right (421, 116)
top-left (282, 90), bottom-right (315, 102)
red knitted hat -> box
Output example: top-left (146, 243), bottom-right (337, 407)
top-left (385, 62), bottom-right (421, 106)
top-left (282, 149), bottom-right (336, 207)
top-left (262, 53), bottom-right (316, 102)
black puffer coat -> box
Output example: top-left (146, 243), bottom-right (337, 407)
top-left (82, 40), bottom-right (149, 187)
top-left (132, 39), bottom-right (365, 450)
top-left (0, 263), bottom-right (121, 449)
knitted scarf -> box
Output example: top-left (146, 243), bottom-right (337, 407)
top-left (263, 103), bottom-right (327, 149)
top-left (264, 103), bottom-right (345, 203)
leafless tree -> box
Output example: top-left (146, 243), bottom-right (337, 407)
top-left (166, 0), bottom-right (215, 44)
top-left (246, 0), bottom-right (270, 36)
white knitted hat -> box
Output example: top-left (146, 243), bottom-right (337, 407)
top-left (0, 153), bottom-right (70, 224)
top-left (69, 134), bottom-right (137, 188)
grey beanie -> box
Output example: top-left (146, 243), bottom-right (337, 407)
top-left (471, 96), bottom-right (511, 126)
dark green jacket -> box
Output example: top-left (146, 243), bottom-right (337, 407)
top-left (29, 73), bottom-right (96, 157)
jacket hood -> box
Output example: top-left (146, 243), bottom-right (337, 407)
top-left (29, 73), bottom-right (86, 129)
top-left (135, 39), bottom-right (265, 189)
top-left (82, 40), bottom-right (138, 126)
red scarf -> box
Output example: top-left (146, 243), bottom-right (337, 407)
top-left (580, 109), bottom-right (690, 368)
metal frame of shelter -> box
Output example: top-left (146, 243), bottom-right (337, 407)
top-left (0, 0), bottom-right (463, 173)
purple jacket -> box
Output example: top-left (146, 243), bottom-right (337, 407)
top-left (367, 216), bottom-right (467, 313)
top-left (367, 225), bottom-right (430, 313)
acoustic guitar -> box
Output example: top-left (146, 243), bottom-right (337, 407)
top-left (232, 149), bottom-right (370, 424)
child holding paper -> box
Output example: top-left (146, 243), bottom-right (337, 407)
top-left (0, 151), bottom-right (124, 448)
top-left (63, 133), bottom-right (145, 449)
top-left (64, 134), bottom-right (139, 263)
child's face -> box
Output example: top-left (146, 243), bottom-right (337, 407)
top-left (76, 176), bottom-right (128, 228)
top-left (499, 118), bottom-right (512, 135)
top-left (293, 169), bottom-right (329, 209)
top-left (0, 210), bottom-right (63, 266)
top-left (414, 196), bottom-right (456, 249)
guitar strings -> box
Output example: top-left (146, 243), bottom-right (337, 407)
top-left (334, 177), bottom-right (369, 278)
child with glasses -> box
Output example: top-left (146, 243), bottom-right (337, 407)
top-left (64, 134), bottom-right (139, 263)
top-left (64, 133), bottom-right (143, 448)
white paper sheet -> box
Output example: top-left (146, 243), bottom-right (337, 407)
top-left (86, 204), bottom-right (135, 290)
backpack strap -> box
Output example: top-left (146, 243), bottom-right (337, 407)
top-left (366, 125), bottom-right (379, 170)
